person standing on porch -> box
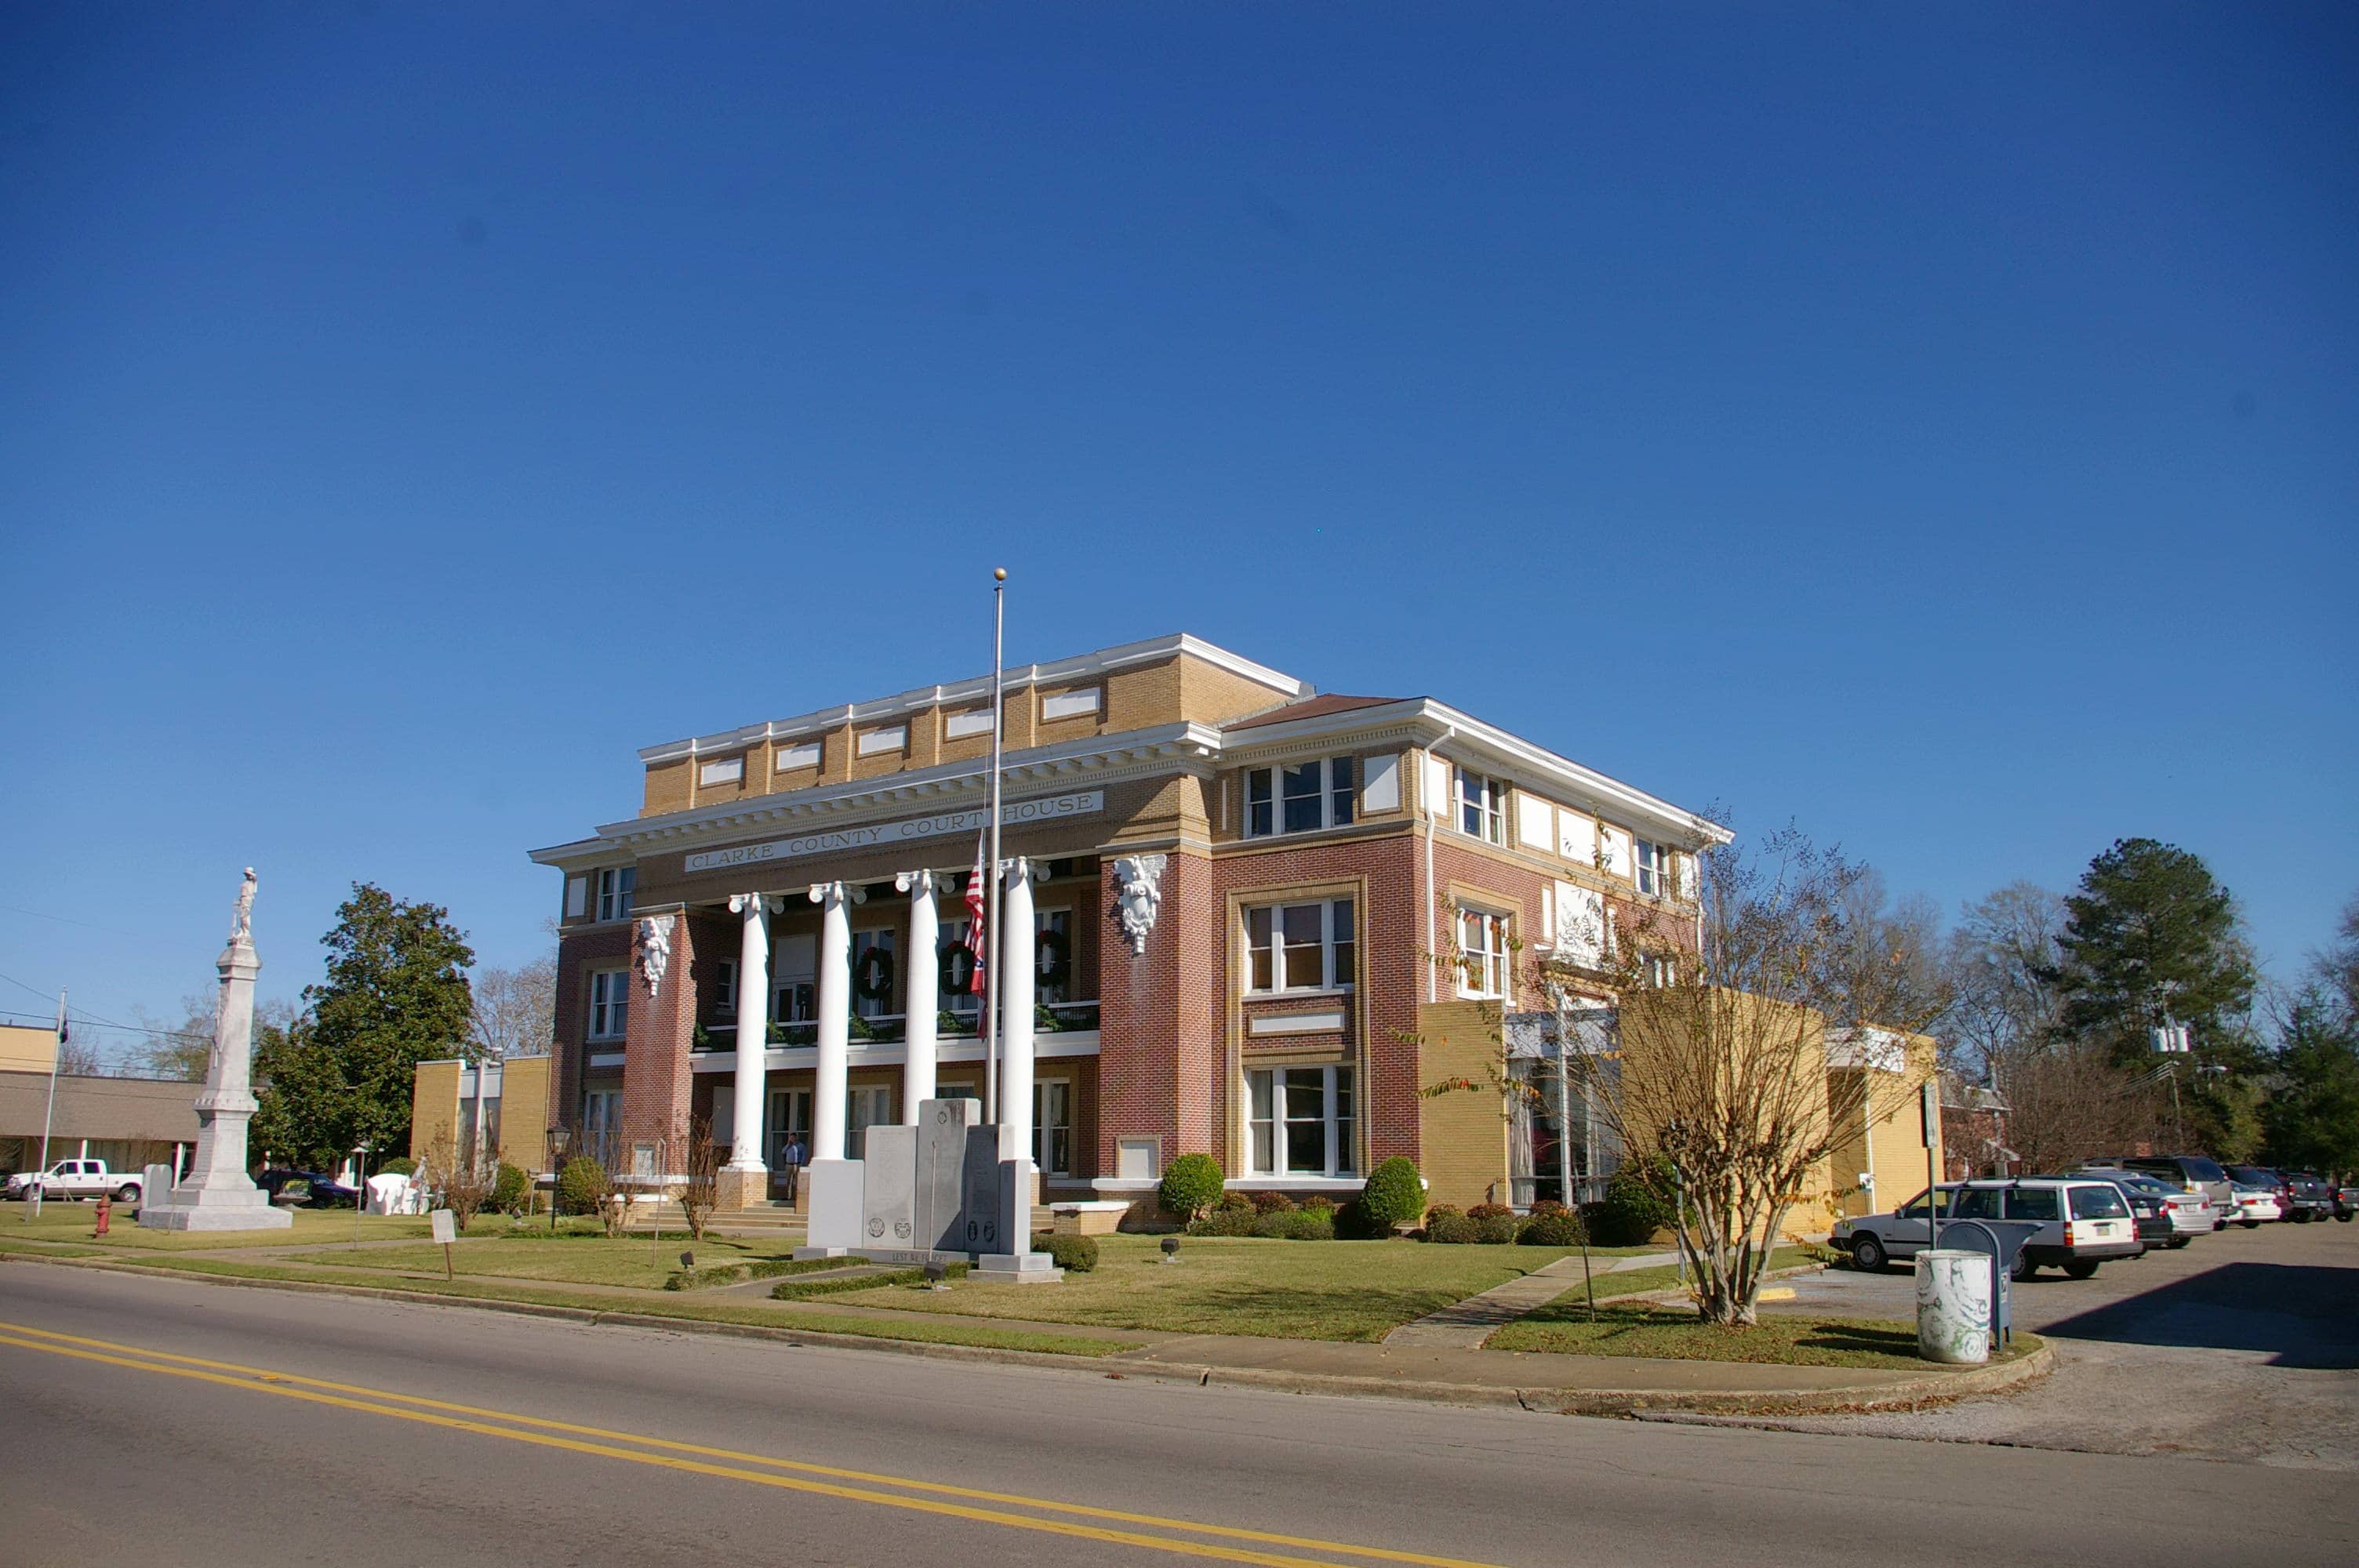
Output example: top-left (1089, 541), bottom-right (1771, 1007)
top-left (782, 1133), bottom-right (806, 1203)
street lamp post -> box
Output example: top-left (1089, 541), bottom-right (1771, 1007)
top-left (351, 1144), bottom-right (371, 1247)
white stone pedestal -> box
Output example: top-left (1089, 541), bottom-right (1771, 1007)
top-left (795, 1156), bottom-right (865, 1258)
top-left (141, 873), bottom-right (292, 1233)
top-left (971, 1251), bottom-right (1064, 1285)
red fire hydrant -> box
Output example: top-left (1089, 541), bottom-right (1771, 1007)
top-left (94, 1195), bottom-right (111, 1236)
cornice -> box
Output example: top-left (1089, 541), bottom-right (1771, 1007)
top-left (639, 633), bottom-right (1309, 764)
top-left (588, 720), bottom-right (1226, 852)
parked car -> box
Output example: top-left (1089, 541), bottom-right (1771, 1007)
top-left (255, 1167), bottom-right (360, 1207)
top-left (2274, 1171), bottom-right (2337, 1223)
top-left (3, 1158), bottom-right (143, 1203)
top-left (2110, 1155), bottom-right (2238, 1223)
top-left (2069, 1167), bottom-right (2209, 1249)
top-left (2335, 1183), bottom-right (2358, 1222)
top-left (2226, 1185), bottom-right (2281, 1227)
top-left (1948, 1178), bottom-right (2144, 1279)
top-left (1830, 1183), bottom-right (1961, 1271)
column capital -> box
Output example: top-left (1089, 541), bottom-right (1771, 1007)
top-left (728, 891), bottom-right (783, 916)
top-left (894, 869), bottom-right (938, 895)
top-left (1000, 857), bottom-right (1048, 887)
top-left (807, 880), bottom-right (867, 907)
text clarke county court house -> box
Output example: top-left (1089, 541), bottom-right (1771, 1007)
top-left (529, 632), bottom-right (1730, 1220)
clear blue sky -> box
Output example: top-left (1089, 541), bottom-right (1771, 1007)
top-left (3, 5), bottom-right (2353, 1060)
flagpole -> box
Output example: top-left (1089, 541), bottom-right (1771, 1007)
top-left (984, 568), bottom-right (1007, 1123)
top-left (38, 989), bottom-right (64, 1179)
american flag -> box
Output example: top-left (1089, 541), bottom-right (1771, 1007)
top-left (964, 830), bottom-right (989, 997)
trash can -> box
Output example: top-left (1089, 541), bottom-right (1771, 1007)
top-left (1917, 1250), bottom-right (1994, 1363)
top-left (1934, 1218), bottom-right (2042, 1351)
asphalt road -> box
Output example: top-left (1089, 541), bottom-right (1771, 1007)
top-left (2, 1265), bottom-right (2352, 1568)
top-left (1754, 1214), bottom-right (2359, 1467)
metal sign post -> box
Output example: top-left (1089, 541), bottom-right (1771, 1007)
top-left (430, 1207), bottom-right (456, 1279)
top-left (1921, 1078), bottom-right (1941, 1258)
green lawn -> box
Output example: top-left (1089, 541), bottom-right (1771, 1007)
top-left (823, 1233), bottom-right (1637, 1342)
top-left (1488, 1302), bottom-right (2042, 1370)
top-left (279, 1234), bottom-right (798, 1290)
top-left (69, 1253), bottom-right (1128, 1357)
top-left (1, 1204), bottom-right (436, 1250)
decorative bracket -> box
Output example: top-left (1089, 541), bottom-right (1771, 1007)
top-left (1112, 854), bottom-right (1169, 956)
top-left (634, 913), bottom-right (677, 996)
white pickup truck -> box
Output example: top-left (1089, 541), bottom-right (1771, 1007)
top-left (4, 1158), bottom-right (144, 1203)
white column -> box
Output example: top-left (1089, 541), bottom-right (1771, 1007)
top-left (809, 880), bottom-right (856, 1162)
top-left (1000, 858), bottom-right (1038, 1180)
top-left (896, 869), bottom-right (939, 1123)
top-left (725, 892), bottom-right (777, 1171)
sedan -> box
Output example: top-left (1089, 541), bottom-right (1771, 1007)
top-left (2071, 1169), bottom-right (2208, 1249)
top-left (2228, 1185), bottom-right (2282, 1228)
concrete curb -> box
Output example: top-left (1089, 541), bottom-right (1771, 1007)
top-left (0, 1250), bottom-right (2052, 1418)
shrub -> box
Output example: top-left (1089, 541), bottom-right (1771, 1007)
top-left (556, 1156), bottom-right (609, 1218)
top-left (1188, 1195), bottom-right (1260, 1237)
top-left (1032, 1232), bottom-right (1100, 1272)
top-left (1160, 1154), bottom-right (1226, 1222)
top-left (1529, 1198), bottom-right (1568, 1216)
top-left (492, 1162), bottom-right (529, 1214)
top-left (1423, 1205), bottom-right (1478, 1244)
top-left (1518, 1208), bottom-right (1587, 1247)
top-left (1252, 1209), bottom-right (1335, 1240)
top-left (377, 1156), bottom-right (417, 1178)
top-left (1587, 1165), bottom-right (1675, 1245)
top-left (1465, 1202), bottom-right (1519, 1244)
top-left (1296, 1195), bottom-right (1336, 1217)
top-left (1358, 1157), bottom-right (1426, 1231)
top-left (1249, 1190), bottom-right (1296, 1214)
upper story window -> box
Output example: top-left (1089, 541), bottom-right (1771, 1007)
top-left (1645, 954), bottom-right (1679, 989)
top-left (851, 930), bottom-right (897, 1020)
top-left (1455, 768), bottom-right (1507, 845)
top-left (1636, 840), bottom-right (1678, 898)
top-left (588, 970), bottom-right (629, 1040)
top-left (1245, 757), bottom-right (1356, 838)
top-left (596, 866), bottom-right (636, 923)
top-left (1242, 898), bottom-right (1357, 993)
top-left (714, 959), bottom-right (737, 1014)
top-left (1455, 906), bottom-right (1511, 999)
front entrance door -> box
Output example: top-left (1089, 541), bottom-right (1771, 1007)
top-left (767, 1089), bottom-right (810, 1195)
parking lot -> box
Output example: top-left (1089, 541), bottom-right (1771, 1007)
top-left (1740, 1217), bottom-right (2359, 1468)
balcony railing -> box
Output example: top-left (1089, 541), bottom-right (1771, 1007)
top-left (694, 1000), bottom-right (1099, 1051)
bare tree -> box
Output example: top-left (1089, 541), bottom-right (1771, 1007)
top-left (675, 1114), bottom-right (721, 1241)
top-left (469, 954), bottom-right (556, 1067)
top-left (1559, 826), bottom-right (1952, 1327)
top-left (416, 1131), bottom-right (503, 1233)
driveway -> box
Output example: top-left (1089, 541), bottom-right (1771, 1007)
top-left (1736, 1216), bottom-right (2359, 1468)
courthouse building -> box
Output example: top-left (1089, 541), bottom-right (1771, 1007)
top-left (530, 633), bottom-right (1728, 1212)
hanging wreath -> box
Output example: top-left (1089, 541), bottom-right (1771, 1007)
top-left (854, 946), bottom-right (896, 1004)
top-left (1036, 927), bottom-right (1072, 991)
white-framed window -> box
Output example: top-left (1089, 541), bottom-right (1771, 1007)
top-left (1636, 840), bottom-right (1677, 898)
top-left (714, 959), bottom-right (737, 1013)
top-left (1455, 768), bottom-right (1507, 845)
top-left (1245, 1065), bottom-right (1358, 1177)
top-left (583, 1090), bottom-right (621, 1134)
top-left (846, 1085), bottom-right (892, 1160)
top-left (564, 877), bottom-right (587, 920)
top-left (1243, 757), bottom-right (1356, 838)
top-left (1242, 898), bottom-right (1356, 994)
top-left (588, 970), bottom-right (629, 1040)
top-left (595, 866), bottom-right (636, 922)
top-left (775, 934), bottom-right (816, 1024)
top-left (1645, 954), bottom-right (1680, 989)
top-left (1036, 907), bottom-right (1073, 1005)
top-left (1455, 906), bottom-right (1510, 999)
top-left (1034, 1079), bottom-right (1072, 1176)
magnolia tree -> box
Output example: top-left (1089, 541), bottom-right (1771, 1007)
top-left (1558, 826), bottom-right (1952, 1327)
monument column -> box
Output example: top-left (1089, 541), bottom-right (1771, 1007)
top-left (142, 869), bottom-right (290, 1232)
top-left (896, 869), bottom-right (939, 1123)
top-left (1001, 857), bottom-right (1040, 1183)
top-left (722, 891), bottom-right (779, 1208)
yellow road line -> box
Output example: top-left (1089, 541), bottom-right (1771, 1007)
top-left (0, 1321), bottom-right (1518, 1568)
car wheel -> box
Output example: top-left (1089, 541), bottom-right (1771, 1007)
top-left (2241, 1218), bottom-right (2261, 1229)
top-left (2063, 1259), bottom-right (2101, 1279)
top-left (115, 1185), bottom-right (139, 1203)
top-left (2168, 1236), bottom-right (2190, 1249)
top-left (2337, 1213), bottom-right (2353, 1223)
top-left (2012, 1252), bottom-right (2038, 1282)
top-left (1851, 1234), bottom-right (1887, 1272)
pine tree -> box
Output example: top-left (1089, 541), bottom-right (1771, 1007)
top-left (2054, 838), bottom-right (2256, 1062)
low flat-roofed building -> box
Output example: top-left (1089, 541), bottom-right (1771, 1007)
top-left (0, 1065), bottom-right (203, 1181)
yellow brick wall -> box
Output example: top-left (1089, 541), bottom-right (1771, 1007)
top-left (409, 1059), bottom-right (462, 1162)
top-left (497, 1055), bottom-right (553, 1170)
top-left (1415, 999), bottom-right (1510, 1212)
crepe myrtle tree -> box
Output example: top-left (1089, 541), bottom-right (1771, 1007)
top-left (1567, 826), bottom-right (1950, 1327)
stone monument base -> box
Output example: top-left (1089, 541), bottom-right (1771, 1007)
top-left (971, 1251), bottom-right (1063, 1285)
top-left (714, 1166), bottom-right (768, 1211)
top-left (139, 1187), bottom-right (293, 1232)
top-left (798, 1156), bottom-right (865, 1256)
